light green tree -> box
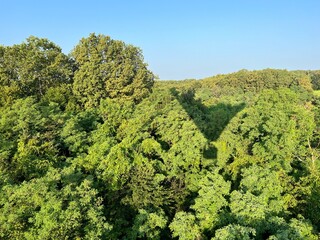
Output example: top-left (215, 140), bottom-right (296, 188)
top-left (192, 170), bottom-right (231, 231)
top-left (0, 36), bottom-right (74, 104)
top-left (129, 208), bottom-right (167, 240)
top-left (169, 211), bottom-right (202, 240)
top-left (216, 88), bottom-right (316, 177)
top-left (0, 98), bottom-right (65, 182)
top-left (71, 33), bottom-right (154, 108)
top-left (0, 168), bottom-right (112, 239)
top-left (212, 224), bottom-right (256, 240)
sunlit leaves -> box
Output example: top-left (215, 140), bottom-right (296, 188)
top-left (192, 170), bottom-right (231, 231)
top-left (169, 212), bottom-right (201, 240)
top-left (71, 33), bottom-right (154, 108)
top-left (217, 89), bottom-right (316, 177)
top-left (0, 169), bottom-right (112, 239)
top-left (212, 224), bottom-right (256, 240)
top-left (1, 34), bottom-right (320, 238)
top-left (0, 37), bottom-right (74, 103)
top-left (0, 98), bottom-right (65, 181)
top-left (129, 208), bottom-right (168, 239)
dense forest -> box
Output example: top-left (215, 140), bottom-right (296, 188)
top-left (0, 34), bottom-right (320, 239)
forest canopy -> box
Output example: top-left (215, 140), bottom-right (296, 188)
top-left (0, 34), bottom-right (320, 239)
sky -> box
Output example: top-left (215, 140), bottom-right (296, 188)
top-left (1, 0), bottom-right (320, 80)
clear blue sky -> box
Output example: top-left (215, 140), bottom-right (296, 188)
top-left (1, 0), bottom-right (319, 80)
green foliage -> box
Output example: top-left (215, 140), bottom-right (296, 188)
top-left (129, 208), bottom-right (168, 240)
top-left (71, 33), bottom-right (154, 108)
top-left (202, 69), bottom-right (313, 96)
top-left (314, 90), bottom-right (320, 97)
top-left (41, 84), bottom-right (79, 111)
top-left (0, 98), bottom-right (65, 182)
top-left (310, 70), bottom-right (320, 90)
top-left (123, 156), bottom-right (170, 209)
top-left (60, 109), bottom-right (100, 155)
top-left (169, 211), bottom-right (201, 240)
top-left (1, 35), bottom-right (320, 239)
top-left (0, 168), bottom-right (112, 239)
top-left (268, 216), bottom-right (318, 240)
top-left (0, 36), bottom-right (74, 104)
top-left (192, 170), bottom-right (231, 231)
top-left (230, 191), bottom-right (269, 228)
top-left (216, 88), bottom-right (315, 177)
top-left (212, 224), bottom-right (256, 240)
top-left (298, 173), bottom-right (320, 230)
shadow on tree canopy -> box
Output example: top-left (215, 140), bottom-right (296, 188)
top-left (170, 88), bottom-right (245, 158)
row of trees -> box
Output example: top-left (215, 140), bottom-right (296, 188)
top-left (0, 35), bottom-right (319, 239)
top-left (0, 34), bottom-right (154, 108)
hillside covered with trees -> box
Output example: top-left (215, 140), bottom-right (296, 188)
top-left (0, 34), bottom-right (320, 239)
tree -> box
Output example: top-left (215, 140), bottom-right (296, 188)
top-left (0, 98), bottom-right (65, 182)
top-left (169, 211), bottom-right (201, 240)
top-left (216, 88), bottom-right (315, 178)
top-left (60, 109), bottom-right (100, 156)
top-left (310, 70), bottom-right (320, 90)
top-left (0, 168), bottom-right (112, 239)
top-left (71, 33), bottom-right (154, 108)
top-left (0, 36), bottom-right (74, 103)
top-left (213, 224), bottom-right (256, 240)
top-left (267, 216), bottom-right (318, 240)
top-left (129, 208), bottom-right (167, 240)
top-left (192, 170), bottom-right (231, 232)
top-left (201, 69), bottom-right (313, 97)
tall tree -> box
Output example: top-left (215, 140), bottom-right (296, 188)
top-left (71, 33), bottom-right (154, 108)
top-left (0, 36), bottom-right (74, 104)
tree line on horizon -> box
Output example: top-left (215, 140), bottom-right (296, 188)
top-left (0, 34), bottom-right (320, 239)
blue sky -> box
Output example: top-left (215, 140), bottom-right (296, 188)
top-left (1, 0), bottom-right (319, 80)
